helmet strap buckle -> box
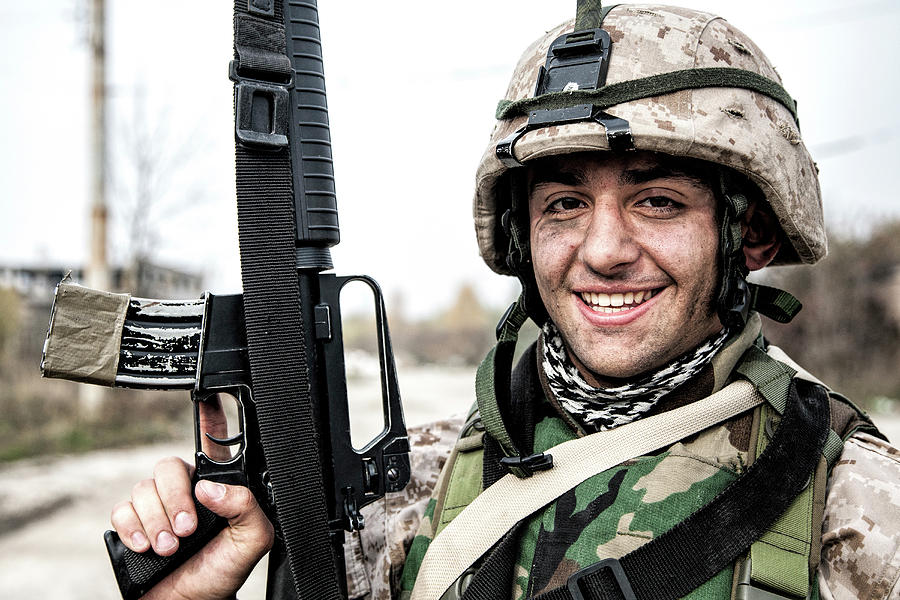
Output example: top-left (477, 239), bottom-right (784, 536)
top-left (495, 105), bottom-right (634, 168)
top-left (495, 21), bottom-right (635, 167)
top-left (534, 28), bottom-right (612, 97)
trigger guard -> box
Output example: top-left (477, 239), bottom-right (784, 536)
top-left (205, 431), bottom-right (245, 446)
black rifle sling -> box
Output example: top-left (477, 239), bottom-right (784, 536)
top-left (526, 378), bottom-right (830, 600)
top-left (233, 1), bottom-right (341, 598)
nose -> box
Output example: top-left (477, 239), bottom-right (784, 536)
top-left (578, 203), bottom-right (641, 275)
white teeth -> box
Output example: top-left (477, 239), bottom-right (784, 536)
top-left (580, 289), bottom-right (657, 311)
top-left (591, 306), bottom-right (630, 313)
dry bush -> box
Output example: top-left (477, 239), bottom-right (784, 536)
top-left (343, 283), bottom-right (499, 367)
top-left (761, 220), bottom-right (900, 407)
top-left (0, 295), bottom-right (190, 462)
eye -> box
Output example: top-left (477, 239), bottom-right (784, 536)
top-left (636, 194), bottom-right (683, 214)
top-left (642, 196), bottom-right (678, 208)
top-left (547, 196), bottom-right (587, 213)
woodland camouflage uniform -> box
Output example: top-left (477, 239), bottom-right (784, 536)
top-left (342, 393), bottom-right (900, 599)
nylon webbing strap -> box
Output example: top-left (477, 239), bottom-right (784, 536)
top-left (575, 0), bottom-right (603, 30)
top-left (496, 67), bottom-right (799, 124)
top-left (738, 345), bottom-right (796, 414)
top-left (410, 379), bottom-right (766, 600)
top-left (531, 378), bottom-right (830, 600)
top-left (236, 151), bottom-right (340, 599)
top-left (475, 297), bottom-right (531, 474)
top-left (233, 1), bottom-right (341, 598)
top-left (575, 3), bottom-right (619, 31)
top-left (765, 345), bottom-right (845, 467)
top-left (750, 284), bottom-right (803, 324)
top-left (748, 403), bottom-right (816, 598)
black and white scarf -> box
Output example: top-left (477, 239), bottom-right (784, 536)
top-left (541, 321), bottom-right (730, 432)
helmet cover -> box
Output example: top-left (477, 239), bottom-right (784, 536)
top-left (474, 4), bottom-right (825, 275)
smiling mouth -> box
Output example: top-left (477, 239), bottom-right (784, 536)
top-left (578, 289), bottom-right (661, 313)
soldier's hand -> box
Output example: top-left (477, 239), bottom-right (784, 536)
top-left (109, 396), bottom-right (274, 600)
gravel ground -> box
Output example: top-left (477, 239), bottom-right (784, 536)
top-left (0, 366), bottom-right (897, 599)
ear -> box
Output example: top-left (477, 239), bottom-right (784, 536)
top-left (741, 201), bottom-right (781, 271)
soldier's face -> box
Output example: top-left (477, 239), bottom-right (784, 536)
top-left (528, 152), bottom-right (723, 384)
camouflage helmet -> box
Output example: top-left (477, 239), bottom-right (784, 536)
top-left (474, 4), bottom-right (825, 277)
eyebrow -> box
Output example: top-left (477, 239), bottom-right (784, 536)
top-left (528, 166), bottom-right (587, 192)
top-left (528, 160), bottom-right (713, 195)
top-left (618, 166), bottom-right (709, 187)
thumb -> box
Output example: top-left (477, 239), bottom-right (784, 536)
top-left (141, 481), bottom-right (274, 600)
top-left (196, 479), bottom-right (274, 550)
top-left (195, 480), bottom-right (274, 580)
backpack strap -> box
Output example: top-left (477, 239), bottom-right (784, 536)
top-left (740, 399), bottom-right (826, 599)
top-left (433, 428), bottom-right (486, 537)
top-left (736, 344), bottom-right (887, 600)
top-left (475, 297), bottom-right (553, 479)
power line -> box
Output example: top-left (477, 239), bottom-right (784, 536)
top-left (754, 0), bottom-right (900, 30)
top-left (811, 125), bottom-right (899, 160)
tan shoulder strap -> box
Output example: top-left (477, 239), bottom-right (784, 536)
top-left (410, 379), bottom-right (765, 600)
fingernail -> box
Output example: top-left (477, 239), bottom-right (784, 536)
top-left (156, 531), bottom-right (177, 552)
top-left (174, 511), bottom-right (194, 534)
top-left (198, 479), bottom-right (226, 500)
top-left (131, 531), bottom-right (149, 550)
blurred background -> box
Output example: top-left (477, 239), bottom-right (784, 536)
top-left (0, 0), bottom-right (898, 598)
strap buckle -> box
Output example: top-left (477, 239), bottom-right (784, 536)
top-left (535, 28), bottom-right (612, 97)
top-left (494, 103), bottom-right (634, 167)
top-left (229, 62), bottom-right (291, 150)
top-left (735, 558), bottom-right (803, 600)
top-left (498, 452), bottom-right (553, 477)
top-left (567, 558), bottom-right (637, 600)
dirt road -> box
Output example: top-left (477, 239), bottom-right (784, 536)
top-left (0, 366), bottom-right (476, 599)
top-left (1, 366), bottom-right (897, 598)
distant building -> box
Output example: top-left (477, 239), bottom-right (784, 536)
top-left (0, 261), bottom-right (203, 308)
top-left (0, 261), bottom-right (203, 367)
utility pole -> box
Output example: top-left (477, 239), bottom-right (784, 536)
top-left (82, 0), bottom-right (109, 414)
top-left (87, 0), bottom-right (109, 293)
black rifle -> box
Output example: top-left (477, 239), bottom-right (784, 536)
top-left (41, 1), bottom-right (410, 598)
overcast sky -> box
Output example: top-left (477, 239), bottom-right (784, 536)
top-left (2, 0), bottom-right (898, 317)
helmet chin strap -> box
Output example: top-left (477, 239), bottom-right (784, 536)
top-left (716, 174), bottom-right (754, 330)
top-left (500, 169), bottom-right (549, 326)
top-left (715, 172), bottom-right (803, 328)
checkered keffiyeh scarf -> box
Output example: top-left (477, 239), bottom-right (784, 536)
top-left (541, 321), bottom-right (730, 432)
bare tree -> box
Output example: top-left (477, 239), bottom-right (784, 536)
top-left (111, 84), bottom-right (210, 296)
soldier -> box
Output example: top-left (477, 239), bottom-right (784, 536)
top-left (110, 3), bottom-right (900, 599)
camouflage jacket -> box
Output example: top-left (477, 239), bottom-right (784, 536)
top-left (343, 327), bottom-right (900, 599)
top-left (343, 417), bottom-right (465, 599)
